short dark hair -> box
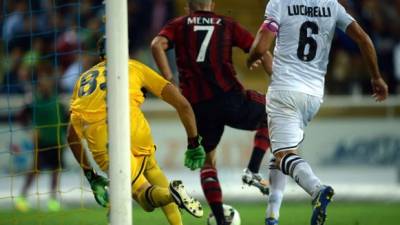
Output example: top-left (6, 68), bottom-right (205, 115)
top-left (187, 0), bottom-right (213, 4)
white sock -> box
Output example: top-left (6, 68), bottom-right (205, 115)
top-left (280, 153), bottom-right (321, 197)
top-left (266, 156), bottom-right (287, 220)
top-left (292, 161), bottom-right (321, 196)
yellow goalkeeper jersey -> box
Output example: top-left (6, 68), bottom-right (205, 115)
top-left (70, 59), bottom-right (170, 156)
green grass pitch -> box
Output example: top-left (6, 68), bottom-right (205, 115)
top-left (0, 202), bottom-right (399, 225)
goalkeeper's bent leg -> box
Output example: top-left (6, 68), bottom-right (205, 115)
top-left (144, 155), bottom-right (183, 225)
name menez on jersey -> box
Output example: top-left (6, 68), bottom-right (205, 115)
top-left (288, 5), bottom-right (331, 17)
top-left (187, 17), bottom-right (222, 25)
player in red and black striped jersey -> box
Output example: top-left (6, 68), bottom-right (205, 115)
top-left (152, 1), bottom-right (272, 224)
top-left (155, 10), bottom-right (252, 103)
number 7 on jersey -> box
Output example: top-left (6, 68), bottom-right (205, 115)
top-left (193, 25), bottom-right (215, 62)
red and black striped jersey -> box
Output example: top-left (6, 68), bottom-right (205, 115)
top-left (158, 11), bottom-right (254, 104)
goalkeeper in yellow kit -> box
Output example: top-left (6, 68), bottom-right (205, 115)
top-left (67, 37), bottom-right (206, 224)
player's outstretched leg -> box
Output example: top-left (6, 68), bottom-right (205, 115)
top-left (242, 127), bottom-right (270, 194)
top-left (279, 152), bottom-right (322, 195)
top-left (277, 151), bottom-right (334, 225)
top-left (265, 156), bottom-right (287, 225)
top-left (169, 180), bottom-right (203, 218)
top-left (200, 166), bottom-right (226, 225)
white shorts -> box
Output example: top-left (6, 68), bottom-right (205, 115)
top-left (266, 90), bottom-right (322, 153)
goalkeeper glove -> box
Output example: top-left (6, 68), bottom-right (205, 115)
top-left (184, 136), bottom-right (206, 170)
top-left (84, 169), bottom-right (109, 208)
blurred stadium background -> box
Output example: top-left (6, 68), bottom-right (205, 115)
top-left (0, 0), bottom-right (399, 224)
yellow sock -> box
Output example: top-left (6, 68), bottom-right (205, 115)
top-left (144, 156), bottom-right (183, 225)
top-left (138, 185), bottom-right (174, 211)
top-left (161, 203), bottom-right (183, 225)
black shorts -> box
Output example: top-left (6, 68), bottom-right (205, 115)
top-left (34, 143), bottom-right (64, 171)
top-left (192, 90), bottom-right (267, 152)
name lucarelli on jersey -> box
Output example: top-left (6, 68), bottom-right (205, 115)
top-left (288, 5), bottom-right (331, 18)
top-left (187, 17), bottom-right (222, 25)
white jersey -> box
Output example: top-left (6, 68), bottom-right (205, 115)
top-left (265, 0), bottom-right (354, 98)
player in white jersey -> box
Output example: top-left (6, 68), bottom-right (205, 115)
top-left (247, 1), bottom-right (388, 225)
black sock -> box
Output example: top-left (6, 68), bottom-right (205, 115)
top-left (247, 147), bottom-right (266, 173)
top-left (210, 203), bottom-right (225, 225)
top-left (201, 167), bottom-right (225, 225)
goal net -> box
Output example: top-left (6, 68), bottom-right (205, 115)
top-left (0, 0), bottom-right (132, 224)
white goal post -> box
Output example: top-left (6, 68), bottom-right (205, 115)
top-left (105, 1), bottom-right (132, 225)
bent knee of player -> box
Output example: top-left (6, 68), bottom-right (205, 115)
top-left (132, 183), bottom-right (155, 212)
top-left (138, 197), bottom-right (155, 212)
top-left (135, 184), bottom-right (156, 212)
top-left (273, 149), bottom-right (298, 168)
top-left (136, 194), bottom-right (155, 212)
